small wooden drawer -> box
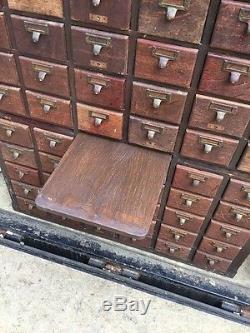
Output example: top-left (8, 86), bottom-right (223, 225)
top-left (11, 180), bottom-right (40, 201)
top-left (167, 188), bottom-right (213, 216)
top-left (193, 251), bottom-right (232, 273)
top-left (155, 239), bottom-right (191, 261)
top-left (34, 128), bottom-right (73, 157)
top-left (72, 27), bottom-right (129, 75)
top-left (7, 0), bottom-right (64, 18)
top-left (129, 116), bottom-right (178, 153)
top-left (0, 142), bottom-right (37, 168)
top-left (238, 143), bottom-right (250, 174)
top-left (206, 220), bottom-right (250, 247)
top-left (42, 172), bottom-right (51, 184)
top-left (214, 201), bottom-right (250, 230)
top-left (77, 103), bottom-right (123, 140)
top-left (0, 13), bottom-right (10, 49)
top-left (0, 84), bottom-right (26, 117)
top-left (16, 196), bottom-right (47, 219)
top-left (75, 69), bottom-right (125, 110)
top-left (198, 237), bottom-right (242, 261)
top-left (0, 52), bottom-right (19, 86)
top-left (70, 0), bottom-right (132, 31)
top-left (158, 224), bottom-right (197, 248)
top-left (189, 95), bottom-right (250, 138)
top-left (223, 179), bottom-right (250, 208)
top-left (172, 165), bottom-right (223, 198)
top-left (39, 152), bottom-right (61, 173)
top-left (5, 161), bottom-right (40, 186)
top-left (135, 39), bottom-right (198, 88)
top-left (131, 82), bottom-right (187, 125)
top-left (211, 1), bottom-right (250, 56)
top-left (163, 207), bottom-right (205, 233)
top-left (120, 236), bottom-right (152, 249)
top-left (20, 56), bottom-right (70, 98)
top-left (26, 91), bottom-right (73, 128)
top-left (181, 129), bottom-right (239, 167)
top-left (0, 119), bottom-right (33, 147)
top-left (11, 15), bottom-right (66, 61)
top-left (139, 0), bottom-right (210, 44)
top-left (199, 53), bottom-right (250, 103)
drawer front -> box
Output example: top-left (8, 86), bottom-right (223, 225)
top-left (0, 13), bottom-right (10, 49)
top-left (189, 95), bottom-right (250, 138)
top-left (206, 220), bottom-right (250, 246)
top-left (129, 116), bottom-right (178, 153)
top-left (167, 188), bottom-right (213, 216)
top-left (238, 144), bottom-right (250, 174)
top-left (181, 129), bottom-right (239, 167)
top-left (172, 164), bottom-right (223, 198)
top-left (223, 179), bottom-right (250, 208)
top-left (11, 15), bottom-right (66, 61)
top-left (20, 57), bottom-right (70, 98)
top-left (0, 52), bottom-right (19, 85)
top-left (26, 91), bottom-right (73, 128)
top-left (11, 180), bottom-right (39, 201)
top-left (5, 161), bottom-right (40, 186)
top-left (131, 82), bottom-right (187, 125)
top-left (120, 236), bottom-right (152, 249)
top-left (42, 172), bottom-right (51, 184)
top-left (0, 142), bottom-right (37, 168)
top-left (155, 239), bottom-right (191, 260)
top-left (75, 69), bottom-right (125, 110)
top-left (16, 196), bottom-right (47, 219)
top-left (211, 1), bottom-right (250, 55)
top-left (34, 128), bottom-right (73, 157)
top-left (0, 119), bottom-right (33, 147)
top-left (214, 201), bottom-right (250, 230)
top-left (70, 0), bottom-right (131, 31)
top-left (39, 152), bottom-right (61, 173)
top-left (199, 53), bottom-right (250, 103)
top-left (0, 84), bottom-right (26, 117)
top-left (158, 224), bottom-right (197, 248)
top-left (193, 251), bottom-right (232, 273)
top-left (7, 0), bottom-right (64, 18)
top-left (198, 237), bottom-right (242, 261)
top-left (139, 0), bottom-right (210, 44)
top-left (77, 103), bottom-right (123, 140)
top-left (135, 39), bottom-right (198, 88)
top-left (72, 27), bottom-right (129, 75)
top-left (163, 207), bottom-right (205, 233)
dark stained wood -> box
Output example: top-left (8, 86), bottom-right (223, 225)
top-left (42, 172), bottom-right (51, 184)
top-left (0, 141), bottom-right (37, 168)
top-left (0, 119), bottom-right (33, 148)
top-left (0, 84), bottom-right (26, 117)
top-left (0, 13), bottom-right (10, 49)
top-left (39, 152), bottom-right (61, 173)
top-left (158, 224), bottom-right (197, 248)
top-left (16, 196), bottom-right (47, 219)
top-left (11, 180), bottom-right (40, 201)
top-left (4, 161), bottom-right (40, 186)
top-left (36, 133), bottom-right (171, 238)
top-left (223, 179), bottom-right (250, 208)
top-left (0, 52), bottom-right (19, 86)
top-left (238, 143), bottom-right (250, 174)
top-left (155, 239), bottom-right (191, 260)
top-left (193, 251), bottom-right (232, 273)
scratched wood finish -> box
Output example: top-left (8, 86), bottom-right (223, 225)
top-left (238, 144), bottom-right (250, 174)
top-left (0, 13), bottom-right (10, 49)
top-left (36, 133), bottom-right (171, 238)
top-left (0, 84), bottom-right (26, 117)
top-left (155, 239), bottom-right (191, 260)
top-left (158, 224), bottom-right (197, 248)
top-left (0, 119), bottom-right (33, 148)
top-left (0, 52), bottom-right (19, 86)
top-left (193, 251), bottom-right (232, 273)
top-left (4, 161), bottom-right (40, 186)
top-left (223, 179), bottom-right (250, 209)
top-left (0, 141), bottom-right (37, 168)
top-left (11, 180), bottom-right (40, 201)
top-left (39, 152), bottom-right (61, 173)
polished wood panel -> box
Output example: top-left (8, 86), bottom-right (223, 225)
top-left (0, 84), bottom-right (26, 117)
top-left (0, 13), bottom-right (10, 49)
top-left (0, 141), bottom-right (37, 168)
top-left (5, 161), bottom-right (40, 186)
top-left (0, 119), bottom-right (33, 148)
top-left (0, 52), bottom-right (19, 86)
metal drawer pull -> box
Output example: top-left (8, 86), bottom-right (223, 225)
top-left (158, 0), bottom-right (191, 21)
top-left (188, 173), bottom-right (207, 187)
top-left (239, 9), bottom-right (250, 35)
top-left (221, 227), bottom-right (238, 239)
top-left (17, 171), bottom-right (27, 180)
top-left (40, 99), bottom-right (56, 113)
top-left (49, 140), bottom-right (58, 148)
top-left (147, 130), bottom-right (156, 140)
top-left (168, 247), bottom-right (178, 254)
top-left (5, 128), bottom-right (15, 137)
top-left (93, 44), bottom-right (103, 56)
top-left (11, 150), bottom-right (21, 160)
top-left (24, 21), bottom-right (49, 44)
top-left (0, 88), bottom-right (8, 101)
top-left (181, 194), bottom-right (198, 207)
top-left (211, 242), bottom-right (227, 254)
top-left (23, 188), bottom-right (31, 196)
top-left (152, 48), bottom-right (178, 69)
top-left (231, 208), bottom-right (248, 222)
top-left (179, 217), bottom-right (187, 225)
top-left (206, 258), bottom-right (218, 267)
top-left (142, 123), bottom-right (163, 141)
top-left (159, 57), bottom-right (169, 69)
top-left (27, 203), bottom-right (34, 211)
top-left (176, 214), bottom-right (190, 226)
top-left (87, 77), bottom-right (109, 95)
top-left (92, 0), bottom-right (101, 6)
top-left (230, 72), bottom-right (241, 84)
top-left (33, 64), bottom-right (52, 82)
top-left (146, 89), bottom-right (171, 109)
top-left (173, 233), bottom-right (184, 241)
top-left (209, 102), bottom-right (236, 122)
top-left (86, 34), bottom-right (111, 56)
top-left (223, 61), bottom-right (250, 85)
top-left (199, 137), bottom-right (223, 154)
top-left (242, 186), bottom-right (250, 201)
top-left (89, 111), bottom-right (108, 127)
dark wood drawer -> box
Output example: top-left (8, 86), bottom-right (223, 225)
top-left (77, 103), bottom-right (123, 140)
top-left (34, 128), bottom-right (73, 157)
top-left (26, 91), bottom-right (73, 128)
top-left (206, 220), bottom-right (250, 247)
top-left (0, 119), bottom-right (33, 147)
top-left (8, 0), bottom-right (64, 18)
top-left (189, 95), bottom-right (250, 138)
top-left (5, 161), bottom-right (40, 186)
top-left (238, 143), bottom-right (250, 174)
top-left (199, 53), bottom-right (250, 103)
top-left (167, 188), bottom-right (213, 216)
top-left (0, 142), bottom-right (37, 168)
top-left (72, 27), bottom-right (129, 75)
top-left (120, 236), bottom-right (152, 249)
top-left (70, 0), bottom-right (131, 31)
top-left (129, 116), bottom-right (178, 153)
top-left (0, 84), bottom-right (26, 117)
top-left (20, 56), bottom-right (70, 98)
top-left (172, 164), bottom-right (223, 198)
top-left (163, 207), bottom-right (205, 233)
top-left (158, 224), bottom-right (197, 248)
top-left (0, 13), bottom-right (10, 49)
top-left (193, 251), bottom-right (232, 273)
top-left (131, 82), bottom-right (187, 125)
top-left (211, 1), bottom-right (250, 56)
top-left (75, 69), bottom-right (125, 110)
top-left (39, 152), bottom-right (61, 173)
top-left (214, 201), bottom-right (250, 230)
top-left (139, 0), bottom-right (210, 44)
top-left (135, 39), bottom-right (198, 88)
top-left (42, 172), bottom-right (51, 184)
top-left (11, 180), bottom-right (40, 201)
top-left (181, 129), bottom-right (239, 167)
top-left (198, 237), bottom-right (242, 261)
top-left (155, 239), bottom-right (191, 260)
top-left (223, 179), bottom-right (250, 208)
top-left (11, 15), bottom-right (66, 61)
top-left (0, 52), bottom-right (19, 85)
top-left (16, 196), bottom-right (47, 219)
